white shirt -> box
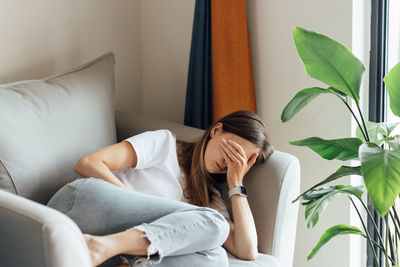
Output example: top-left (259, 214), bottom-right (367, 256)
top-left (112, 129), bottom-right (230, 218)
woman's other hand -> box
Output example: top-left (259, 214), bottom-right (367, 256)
top-left (219, 138), bottom-right (258, 188)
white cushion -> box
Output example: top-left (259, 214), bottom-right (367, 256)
top-left (0, 52), bottom-right (116, 204)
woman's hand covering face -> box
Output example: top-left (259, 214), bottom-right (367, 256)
top-left (218, 138), bottom-right (258, 187)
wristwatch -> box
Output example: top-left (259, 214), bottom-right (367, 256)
top-left (228, 185), bottom-right (248, 199)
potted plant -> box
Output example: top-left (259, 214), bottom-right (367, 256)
top-left (282, 26), bottom-right (400, 267)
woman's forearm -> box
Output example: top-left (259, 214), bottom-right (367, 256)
top-left (230, 194), bottom-right (258, 259)
top-left (74, 156), bottom-right (128, 189)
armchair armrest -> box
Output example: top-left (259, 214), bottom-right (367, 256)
top-left (218, 151), bottom-right (300, 267)
top-left (0, 190), bottom-right (92, 267)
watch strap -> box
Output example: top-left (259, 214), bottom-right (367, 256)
top-left (228, 186), bottom-right (248, 198)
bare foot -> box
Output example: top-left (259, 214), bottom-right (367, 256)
top-left (83, 234), bottom-right (113, 267)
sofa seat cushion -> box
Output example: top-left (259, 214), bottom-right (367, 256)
top-left (227, 251), bottom-right (279, 267)
top-left (0, 52), bottom-right (116, 204)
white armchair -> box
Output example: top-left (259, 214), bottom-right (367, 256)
top-left (0, 53), bottom-right (300, 267)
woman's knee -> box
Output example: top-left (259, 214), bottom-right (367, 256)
top-left (197, 207), bottom-right (230, 246)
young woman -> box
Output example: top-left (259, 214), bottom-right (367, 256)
top-left (47, 110), bottom-right (274, 267)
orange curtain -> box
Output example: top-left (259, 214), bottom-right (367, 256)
top-left (211, 0), bottom-right (256, 122)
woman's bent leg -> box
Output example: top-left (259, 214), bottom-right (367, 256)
top-left (47, 178), bottom-right (229, 265)
top-left (115, 206), bottom-right (229, 265)
top-left (47, 178), bottom-right (193, 235)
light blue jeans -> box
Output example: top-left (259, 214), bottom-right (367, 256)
top-left (47, 178), bottom-right (230, 267)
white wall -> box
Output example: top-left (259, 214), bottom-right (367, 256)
top-left (0, 0), bottom-right (143, 115)
top-left (141, 0), bottom-right (195, 123)
top-left (350, 1), bottom-right (371, 267)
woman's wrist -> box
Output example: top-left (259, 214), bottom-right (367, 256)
top-left (228, 181), bottom-right (243, 190)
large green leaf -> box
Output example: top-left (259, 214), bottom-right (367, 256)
top-left (385, 135), bottom-right (400, 150)
top-left (290, 137), bottom-right (363, 161)
top-left (356, 121), bottom-right (400, 143)
top-left (304, 185), bottom-right (363, 228)
top-left (293, 26), bottom-right (365, 103)
top-left (293, 165), bottom-right (361, 202)
top-left (384, 62), bottom-right (400, 117)
top-left (359, 143), bottom-right (400, 217)
top-left (281, 87), bottom-right (343, 122)
top-left (308, 224), bottom-right (365, 260)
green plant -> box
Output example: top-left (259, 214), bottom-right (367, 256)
top-left (282, 26), bottom-right (400, 267)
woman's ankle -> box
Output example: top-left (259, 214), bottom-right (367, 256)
top-left (83, 229), bottom-right (152, 266)
top-left (114, 229), bottom-right (151, 256)
top-left (84, 234), bottom-right (115, 266)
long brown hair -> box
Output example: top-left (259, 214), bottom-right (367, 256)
top-left (177, 110), bottom-right (274, 209)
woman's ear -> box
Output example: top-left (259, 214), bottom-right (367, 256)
top-left (210, 122), bottom-right (223, 138)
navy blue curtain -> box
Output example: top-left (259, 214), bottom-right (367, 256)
top-left (184, 0), bottom-right (213, 130)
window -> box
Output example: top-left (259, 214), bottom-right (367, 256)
top-left (368, 1), bottom-right (400, 266)
top-left (387, 0), bottom-right (400, 133)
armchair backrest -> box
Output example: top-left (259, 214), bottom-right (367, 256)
top-left (0, 53), bottom-right (116, 204)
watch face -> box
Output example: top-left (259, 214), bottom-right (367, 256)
top-left (240, 186), bottom-right (248, 196)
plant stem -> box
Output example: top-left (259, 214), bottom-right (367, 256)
top-left (392, 204), bottom-right (400, 265)
top-left (388, 213), bottom-right (398, 265)
top-left (385, 215), bottom-right (389, 267)
top-left (349, 196), bottom-right (380, 267)
top-left (339, 97), bottom-right (369, 142)
top-left (355, 100), bottom-right (371, 142)
top-left (389, 210), bottom-right (400, 242)
top-left (358, 197), bottom-right (386, 249)
top-left (392, 204), bottom-right (400, 231)
top-left (370, 240), bottom-right (396, 265)
top-left (388, 224), bottom-right (396, 266)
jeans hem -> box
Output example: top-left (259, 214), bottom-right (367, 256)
top-left (121, 224), bottom-right (162, 265)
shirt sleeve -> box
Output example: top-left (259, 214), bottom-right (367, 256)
top-left (123, 129), bottom-right (175, 170)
